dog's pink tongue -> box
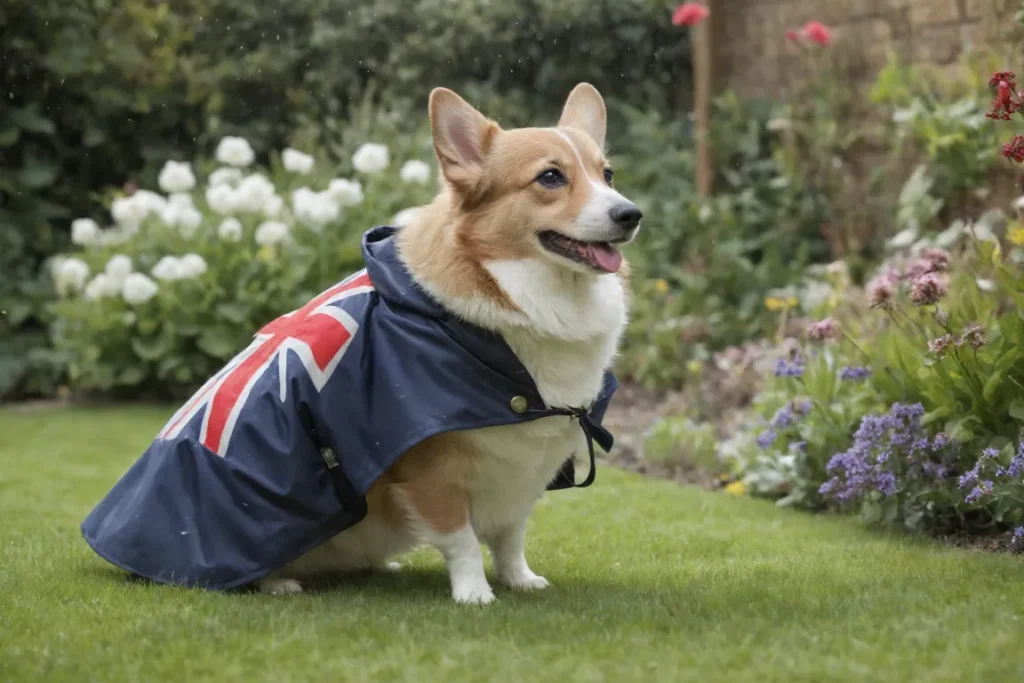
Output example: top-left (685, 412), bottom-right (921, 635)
top-left (587, 243), bottom-right (622, 273)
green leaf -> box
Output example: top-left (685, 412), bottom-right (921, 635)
top-left (17, 158), bottom-right (60, 189)
top-left (215, 302), bottom-right (249, 324)
top-left (0, 127), bottom-right (19, 147)
top-left (197, 326), bottom-right (239, 359)
top-left (8, 107), bottom-right (56, 135)
top-left (117, 366), bottom-right (146, 386)
top-left (1010, 400), bottom-right (1024, 422)
top-left (982, 372), bottom-right (1003, 403)
top-left (132, 335), bottom-right (172, 362)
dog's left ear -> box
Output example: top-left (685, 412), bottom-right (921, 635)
top-left (558, 83), bottom-right (607, 150)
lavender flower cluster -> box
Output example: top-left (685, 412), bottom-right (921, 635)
top-left (958, 442), bottom-right (1024, 505)
top-left (819, 403), bottom-right (949, 504)
top-left (756, 400), bottom-right (813, 450)
top-left (774, 357), bottom-right (804, 378)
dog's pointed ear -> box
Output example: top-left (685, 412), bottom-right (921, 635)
top-left (429, 88), bottom-right (499, 193)
top-left (558, 83), bottom-right (607, 150)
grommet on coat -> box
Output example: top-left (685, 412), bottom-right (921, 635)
top-left (510, 395), bottom-right (529, 414)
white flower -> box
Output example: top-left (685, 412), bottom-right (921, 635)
top-left (235, 173), bottom-right (276, 213)
top-left (206, 184), bottom-right (238, 215)
top-left (1015, 195), bottom-right (1024, 213)
top-left (352, 143), bottom-right (389, 174)
top-left (151, 256), bottom-right (185, 281)
top-left (892, 108), bottom-right (916, 124)
top-left (263, 194), bottom-right (284, 218)
top-left (209, 167), bottom-right (243, 187)
top-left (282, 148), bottom-right (315, 174)
top-left (133, 190), bottom-right (169, 215)
top-left (292, 187), bottom-right (340, 229)
top-left (766, 118), bottom-right (791, 132)
top-left (976, 278), bottom-right (996, 292)
top-left (54, 258), bottom-right (90, 296)
top-left (399, 160), bottom-right (431, 184)
top-left (157, 160), bottom-right (197, 194)
top-left (179, 253), bottom-right (208, 279)
top-left (168, 192), bottom-right (194, 210)
top-left (122, 273), bottom-right (159, 305)
top-left (392, 207), bottom-right (420, 226)
top-left (255, 221), bottom-right (290, 246)
top-left (71, 218), bottom-right (101, 246)
top-left (216, 136), bottom-right (255, 167)
top-left (328, 178), bottom-right (364, 207)
top-left (104, 254), bottom-right (134, 290)
top-left (111, 191), bottom-right (165, 229)
top-left (161, 203), bottom-right (203, 236)
top-left (83, 273), bottom-right (119, 301)
top-left (218, 218), bottom-right (243, 242)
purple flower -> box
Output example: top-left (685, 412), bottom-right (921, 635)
top-left (876, 471), bottom-right (898, 496)
top-left (757, 430), bottom-right (778, 449)
top-left (839, 365), bottom-right (871, 381)
top-left (1014, 527), bottom-right (1024, 540)
top-left (932, 433), bottom-right (950, 450)
top-left (959, 465), bottom-right (979, 489)
top-left (774, 357), bottom-right (804, 378)
top-left (770, 404), bottom-right (794, 429)
top-left (965, 480), bottom-right (993, 504)
top-left (982, 447), bottom-right (1000, 459)
top-left (923, 462), bottom-right (948, 479)
top-left (796, 400), bottom-right (811, 415)
top-left (1008, 449), bottom-right (1024, 478)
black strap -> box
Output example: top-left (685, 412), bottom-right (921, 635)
top-left (543, 408), bottom-right (614, 490)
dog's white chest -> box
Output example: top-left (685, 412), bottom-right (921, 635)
top-left (462, 415), bottom-right (585, 536)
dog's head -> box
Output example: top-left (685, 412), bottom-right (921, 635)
top-left (427, 83), bottom-right (641, 276)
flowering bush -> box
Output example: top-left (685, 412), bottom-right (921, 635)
top-left (722, 211), bottom-right (1024, 533)
top-left (49, 137), bottom-right (436, 397)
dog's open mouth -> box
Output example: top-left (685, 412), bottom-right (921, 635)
top-left (538, 231), bottom-right (623, 273)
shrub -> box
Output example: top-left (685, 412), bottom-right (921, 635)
top-left (726, 212), bottom-right (1024, 533)
top-left (1, 0), bottom-right (689, 400)
top-left (49, 132), bottom-right (436, 398)
top-left (616, 94), bottom-right (831, 389)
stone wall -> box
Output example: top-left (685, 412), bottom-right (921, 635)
top-left (711, 0), bottom-right (1017, 98)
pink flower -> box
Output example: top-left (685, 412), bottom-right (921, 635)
top-left (807, 317), bottom-right (841, 342)
top-left (672, 2), bottom-right (710, 26)
top-left (920, 247), bottom-right (950, 272)
top-left (785, 29), bottom-right (800, 43)
top-left (958, 325), bottom-right (986, 350)
top-left (929, 334), bottom-right (954, 358)
top-left (802, 21), bottom-right (832, 46)
top-left (867, 273), bottom-right (897, 309)
top-left (910, 273), bottom-right (949, 306)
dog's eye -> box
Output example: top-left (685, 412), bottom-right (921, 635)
top-left (603, 168), bottom-right (614, 186)
top-left (536, 168), bottom-right (566, 189)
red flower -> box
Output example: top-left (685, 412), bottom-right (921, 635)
top-left (802, 21), bottom-right (832, 46)
top-left (1003, 136), bottom-right (1024, 163)
top-left (672, 2), bottom-right (710, 26)
top-left (986, 73), bottom-right (1022, 121)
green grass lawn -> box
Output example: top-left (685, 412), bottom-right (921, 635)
top-left (2, 405), bottom-right (1024, 682)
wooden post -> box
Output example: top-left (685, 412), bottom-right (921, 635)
top-left (692, 7), bottom-right (713, 197)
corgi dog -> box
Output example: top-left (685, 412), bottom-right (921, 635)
top-left (258, 83), bottom-right (642, 604)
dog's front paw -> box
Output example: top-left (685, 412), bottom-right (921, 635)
top-left (452, 577), bottom-right (496, 605)
top-left (258, 577), bottom-right (304, 595)
top-left (503, 571), bottom-right (550, 591)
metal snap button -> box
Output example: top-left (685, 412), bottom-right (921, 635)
top-left (510, 396), bottom-right (529, 414)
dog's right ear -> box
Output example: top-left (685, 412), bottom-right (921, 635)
top-left (429, 88), bottom-right (499, 194)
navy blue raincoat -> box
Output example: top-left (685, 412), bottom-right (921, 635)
top-left (81, 226), bottom-right (617, 590)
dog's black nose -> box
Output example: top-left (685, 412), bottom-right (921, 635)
top-left (609, 203), bottom-right (642, 230)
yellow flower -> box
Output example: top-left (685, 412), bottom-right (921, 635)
top-left (654, 279), bottom-right (669, 294)
top-left (1009, 226), bottom-right (1024, 247)
top-left (258, 245), bottom-right (276, 263)
top-left (765, 296), bottom-right (799, 312)
top-left (686, 360), bottom-right (703, 375)
top-left (725, 481), bottom-right (747, 496)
